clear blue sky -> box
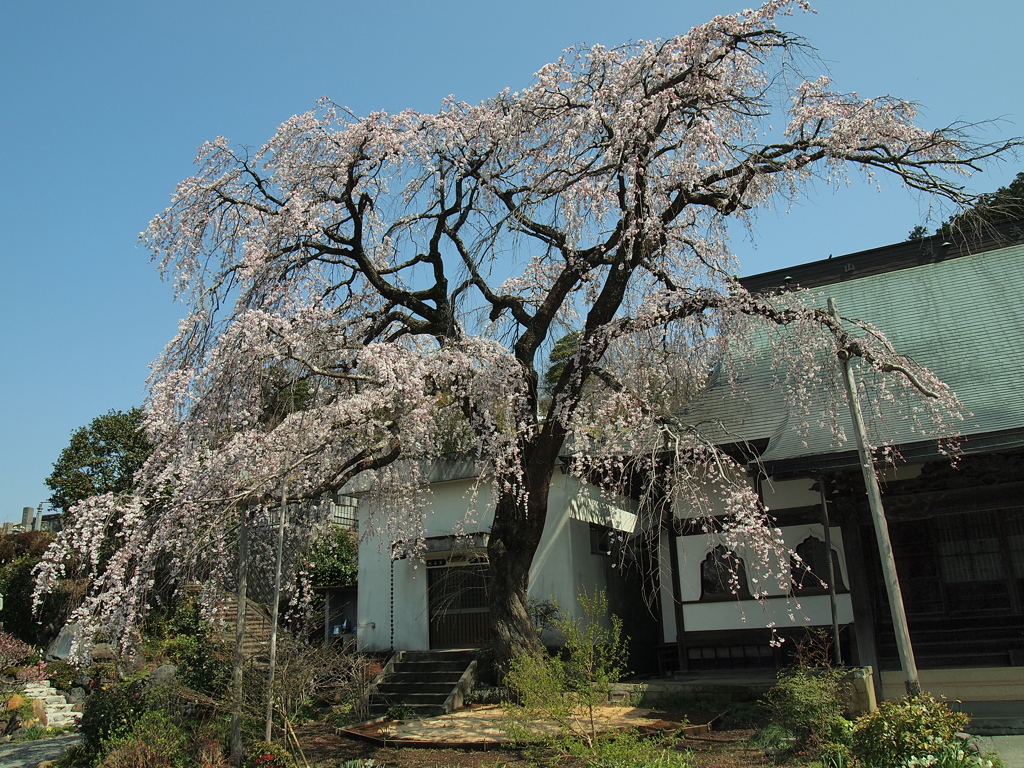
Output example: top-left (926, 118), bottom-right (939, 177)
top-left (2, 0), bottom-right (1021, 522)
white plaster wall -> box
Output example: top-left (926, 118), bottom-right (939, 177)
top-left (357, 476), bottom-right (494, 652)
top-left (357, 469), bottom-right (637, 651)
top-left (682, 592), bottom-right (854, 630)
top-left (760, 477), bottom-right (819, 509)
top-left (356, 528), bottom-right (433, 651)
top-left (672, 470), bottom-right (757, 520)
top-left (661, 522), bottom-right (851, 642)
top-left (531, 473), bottom-right (637, 620)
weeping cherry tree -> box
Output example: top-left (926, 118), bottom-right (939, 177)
top-left (36, 0), bottom-right (1019, 670)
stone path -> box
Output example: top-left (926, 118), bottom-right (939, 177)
top-left (0, 733), bottom-right (81, 768)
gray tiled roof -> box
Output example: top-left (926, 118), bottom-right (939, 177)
top-left (681, 237), bottom-right (1024, 469)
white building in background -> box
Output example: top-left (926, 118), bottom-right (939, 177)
top-left (355, 456), bottom-right (638, 653)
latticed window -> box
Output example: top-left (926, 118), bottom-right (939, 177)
top-left (328, 497), bottom-right (359, 531)
top-left (1008, 510), bottom-right (1024, 581)
top-left (936, 512), bottom-right (1002, 582)
top-left (427, 562), bottom-right (490, 613)
top-left (882, 507), bottom-right (1024, 615)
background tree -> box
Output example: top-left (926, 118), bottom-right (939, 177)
top-left (300, 526), bottom-right (358, 639)
top-left (36, 0), bottom-right (1019, 668)
top-left (943, 170), bottom-right (1024, 231)
top-left (0, 530), bottom-right (80, 645)
top-left (909, 170), bottom-right (1024, 238)
top-left (307, 527), bottom-right (358, 592)
top-left (45, 407), bottom-right (152, 515)
top-left (543, 331), bottom-right (584, 396)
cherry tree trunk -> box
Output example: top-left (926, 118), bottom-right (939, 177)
top-left (487, 465), bottom-right (551, 674)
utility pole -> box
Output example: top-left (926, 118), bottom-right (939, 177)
top-left (829, 298), bottom-right (921, 695)
top-left (265, 479), bottom-right (289, 741)
top-left (230, 507), bottom-right (249, 765)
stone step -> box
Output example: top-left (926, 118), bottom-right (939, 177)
top-left (373, 691), bottom-right (458, 705)
top-left (363, 649), bottom-right (478, 719)
top-left (385, 675), bottom-right (464, 688)
top-left (369, 702), bottom-right (446, 718)
top-left (389, 667), bottom-right (466, 679)
top-left (376, 682), bottom-right (458, 696)
top-left (46, 713), bottom-right (80, 727)
top-left (397, 659), bottom-right (468, 671)
top-left (21, 686), bottom-right (57, 697)
top-left (399, 650), bottom-right (477, 662)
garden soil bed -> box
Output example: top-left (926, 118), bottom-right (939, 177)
top-left (338, 703), bottom-right (721, 748)
top-left (294, 709), bottom-right (799, 768)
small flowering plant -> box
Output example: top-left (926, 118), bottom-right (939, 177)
top-left (0, 628), bottom-right (36, 668)
top-left (851, 694), bottom-right (970, 768)
top-left (904, 734), bottom-right (1002, 768)
top-left (14, 660), bottom-right (48, 684)
top-left (245, 740), bottom-right (296, 768)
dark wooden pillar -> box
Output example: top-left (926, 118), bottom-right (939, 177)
top-left (836, 495), bottom-right (882, 701)
top-left (666, 519), bottom-right (688, 673)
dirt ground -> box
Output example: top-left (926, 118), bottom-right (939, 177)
top-left (292, 708), bottom-right (793, 768)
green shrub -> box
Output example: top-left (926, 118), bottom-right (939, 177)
top-left (819, 740), bottom-right (854, 768)
top-left (850, 694), bottom-right (969, 768)
top-left (563, 729), bottom-right (691, 768)
top-left (763, 666), bottom-right (850, 756)
top-left (723, 699), bottom-right (769, 729)
top-left (244, 740), bottom-right (297, 768)
top-left (0, 535), bottom-right (75, 648)
top-left (97, 711), bottom-right (191, 768)
top-left (502, 588), bottom-right (629, 752)
top-left (160, 597), bottom-right (231, 697)
top-left (164, 633), bottom-right (231, 696)
top-left (46, 658), bottom-right (83, 691)
top-left (20, 723), bottom-right (49, 741)
top-left (14, 697), bottom-right (38, 722)
top-left (903, 735), bottom-right (1004, 768)
top-left (751, 721), bottom-right (795, 752)
top-left (55, 742), bottom-right (94, 767)
top-left (79, 679), bottom-right (152, 759)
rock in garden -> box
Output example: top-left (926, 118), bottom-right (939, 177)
top-left (91, 642), bottom-right (117, 661)
top-left (3, 712), bottom-right (22, 736)
top-left (45, 622), bottom-right (79, 661)
top-left (150, 664), bottom-right (178, 684)
top-left (5, 694), bottom-right (25, 712)
top-left (32, 698), bottom-right (48, 725)
top-left (66, 686), bottom-right (86, 703)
